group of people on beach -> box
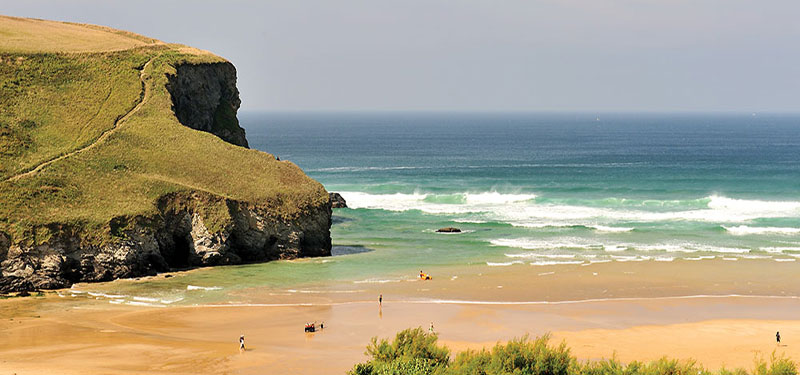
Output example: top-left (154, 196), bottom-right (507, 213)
top-left (305, 321), bottom-right (324, 332)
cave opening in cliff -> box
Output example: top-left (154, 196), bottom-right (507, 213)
top-left (166, 234), bottom-right (191, 269)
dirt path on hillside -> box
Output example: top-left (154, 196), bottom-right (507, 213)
top-left (3, 56), bottom-right (156, 183)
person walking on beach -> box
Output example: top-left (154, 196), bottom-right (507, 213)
top-left (239, 335), bottom-right (246, 351)
top-left (379, 294), bottom-right (383, 307)
top-left (777, 331), bottom-right (781, 345)
top-left (429, 322), bottom-right (435, 333)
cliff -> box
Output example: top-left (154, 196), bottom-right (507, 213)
top-left (166, 63), bottom-right (249, 147)
top-left (0, 16), bottom-right (331, 293)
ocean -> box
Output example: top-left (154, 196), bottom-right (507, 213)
top-left (65, 112), bottom-right (800, 306)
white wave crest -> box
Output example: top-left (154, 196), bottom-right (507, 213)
top-left (591, 225), bottom-right (634, 233)
top-left (492, 238), bottom-right (750, 255)
top-left (530, 260), bottom-right (584, 266)
top-left (187, 285), bottom-right (222, 291)
top-left (486, 261), bottom-right (524, 266)
top-left (340, 191), bottom-right (800, 226)
top-left (723, 225), bottom-right (800, 236)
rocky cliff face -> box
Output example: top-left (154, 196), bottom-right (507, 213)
top-left (166, 62), bottom-right (249, 147)
top-left (0, 192), bottom-right (331, 293)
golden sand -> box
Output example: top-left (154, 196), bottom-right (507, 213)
top-left (2, 260), bottom-right (800, 374)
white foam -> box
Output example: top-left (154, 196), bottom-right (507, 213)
top-left (592, 225), bottom-right (634, 233)
top-left (775, 258), bottom-right (797, 262)
top-left (160, 297), bottom-right (184, 304)
top-left (341, 192), bottom-right (800, 226)
top-left (762, 247), bottom-right (800, 253)
top-left (353, 278), bottom-right (406, 284)
top-left (494, 238), bottom-right (750, 255)
top-left (740, 255), bottom-right (772, 259)
top-left (486, 261), bottom-right (524, 266)
top-left (187, 285), bottom-right (222, 291)
top-left (493, 238), bottom-right (597, 251)
top-left (724, 225), bottom-right (800, 236)
top-left (654, 257), bottom-right (675, 262)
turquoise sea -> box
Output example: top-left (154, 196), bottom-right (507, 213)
top-left (67, 112), bottom-right (800, 306)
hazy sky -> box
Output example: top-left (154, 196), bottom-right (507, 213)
top-left (2, 1), bottom-right (799, 112)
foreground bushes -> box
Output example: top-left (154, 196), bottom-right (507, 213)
top-left (349, 328), bottom-right (797, 375)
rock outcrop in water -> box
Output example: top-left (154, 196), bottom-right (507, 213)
top-left (330, 192), bottom-right (348, 208)
top-left (436, 227), bottom-right (461, 233)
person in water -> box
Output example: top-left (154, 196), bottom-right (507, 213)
top-left (239, 335), bottom-right (245, 351)
top-left (777, 331), bottom-right (781, 344)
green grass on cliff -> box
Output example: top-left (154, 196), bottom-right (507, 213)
top-left (0, 15), bottom-right (328, 244)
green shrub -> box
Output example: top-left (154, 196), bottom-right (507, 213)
top-left (350, 328), bottom-right (799, 375)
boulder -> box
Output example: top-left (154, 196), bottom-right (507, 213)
top-left (329, 192), bottom-right (348, 208)
top-left (436, 227), bottom-right (461, 233)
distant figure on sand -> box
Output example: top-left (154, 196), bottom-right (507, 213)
top-left (239, 335), bottom-right (245, 351)
top-left (379, 294), bottom-right (383, 306)
top-left (777, 331), bottom-right (781, 344)
top-left (419, 271), bottom-right (431, 280)
top-left (429, 322), bottom-right (434, 333)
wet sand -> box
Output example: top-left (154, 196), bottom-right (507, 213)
top-left (2, 259), bottom-right (800, 374)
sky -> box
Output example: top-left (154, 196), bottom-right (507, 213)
top-left (2, 1), bottom-right (799, 112)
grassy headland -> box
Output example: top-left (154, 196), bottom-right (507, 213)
top-left (0, 15), bottom-right (328, 245)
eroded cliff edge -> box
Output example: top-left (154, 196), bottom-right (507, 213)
top-left (0, 47), bottom-right (331, 293)
top-left (166, 62), bottom-right (249, 148)
top-left (1, 191), bottom-right (331, 292)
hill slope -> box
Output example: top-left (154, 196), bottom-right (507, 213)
top-left (0, 15), bottom-right (332, 292)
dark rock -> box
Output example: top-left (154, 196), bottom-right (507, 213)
top-left (0, 191), bottom-right (332, 292)
top-left (166, 63), bottom-right (249, 148)
top-left (436, 227), bottom-right (461, 233)
top-left (164, 274), bottom-right (173, 278)
top-left (0, 276), bottom-right (35, 294)
top-left (329, 192), bottom-right (347, 208)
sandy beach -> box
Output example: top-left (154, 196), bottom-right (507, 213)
top-left (2, 259), bottom-right (800, 374)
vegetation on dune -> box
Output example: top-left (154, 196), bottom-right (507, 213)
top-left (0, 17), bottom-right (328, 246)
top-left (349, 328), bottom-right (798, 375)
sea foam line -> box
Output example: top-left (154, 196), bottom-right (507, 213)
top-left (190, 294), bottom-right (800, 309)
top-left (187, 285), bottom-right (222, 291)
